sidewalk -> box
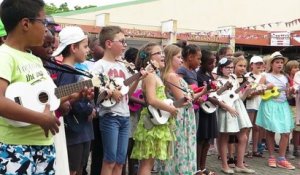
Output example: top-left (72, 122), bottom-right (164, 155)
top-left (206, 153), bottom-right (300, 175)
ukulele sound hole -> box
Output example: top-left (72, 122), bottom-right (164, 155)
top-left (271, 90), bottom-right (275, 93)
top-left (14, 97), bottom-right (22, 105)
top-left (39, 92), bottom-right (49, 104)
top-left (229, 94), bottom-right (234, 98)
top-left (139, 94), bottom-right (144, 99)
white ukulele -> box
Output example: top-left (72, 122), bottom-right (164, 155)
top-left (101, 72), bottom-right (143, 107)
top-left (201, 81), bottom-right (233, 113)
top-left (148, 96), bottom-right (189, 125)
top-left (101, 63), bottom-right (154, 108)
top-left (5, 74), bottom-right (108, 127)
top-left (220, 73), bottom-right (256, 106)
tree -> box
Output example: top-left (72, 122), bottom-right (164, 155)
top-left (45, 3), bottom-right (97, 15)
top-left (74, 5), bottom-right (97, 10)
top-left (58, 2), bottom-right (69, 12)
top-left (45, 3), bottom-right (60, 14)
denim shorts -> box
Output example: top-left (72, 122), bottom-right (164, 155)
top-left (0, 142), bottom-right (55, 174)
top-left (99, 113), bottom-right (130, 164)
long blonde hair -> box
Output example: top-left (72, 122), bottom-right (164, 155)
top-left (162, 44), bottom-right (181, 81)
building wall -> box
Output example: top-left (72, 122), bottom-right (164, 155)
top-left (54, 0), bottom-right (300, 32)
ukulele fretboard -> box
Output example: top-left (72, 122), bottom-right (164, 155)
top-left (124, 72), bottom-right (141, 86)
top-left (55, 80), bottom-right (93, 98)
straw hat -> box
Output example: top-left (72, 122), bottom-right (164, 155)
top-left (269, 51), bottom-right (288, 64)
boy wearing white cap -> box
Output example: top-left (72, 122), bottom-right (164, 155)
top-left (52, 26), bottom-right (96, 175)
top-left (245, 56), bottom-right (264, 157)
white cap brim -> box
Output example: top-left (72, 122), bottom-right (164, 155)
top-left (52, 35), bottom-right (87, 57)
top-left (52, 43), bottom-right (68, 57)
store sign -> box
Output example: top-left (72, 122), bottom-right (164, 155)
top-left (270, 32), bottom-right (290, 46)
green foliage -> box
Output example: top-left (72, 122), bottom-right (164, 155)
top-left (45, 3), bottom-right (97, 15)
top-left (74, 5), bottom-right (97, 10)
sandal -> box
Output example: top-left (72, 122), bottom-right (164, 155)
top-left (252, 151), bottom-right (264, 158)
top-left (245, 151), bottom-right (253, 158)
top-left (201, 169), bottom-right (216, 175)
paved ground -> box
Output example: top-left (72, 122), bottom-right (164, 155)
top-left (87, 138), bottom-right (300, 175)
top-left (87, 153), bottom-right (300, 175)
top-left (206, 153), bottom-right (300, 175)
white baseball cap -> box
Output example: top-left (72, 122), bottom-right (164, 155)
top-left (250, 56), bottom-right (263, 64)
top-left (52, 26), bottom-right (87, 57)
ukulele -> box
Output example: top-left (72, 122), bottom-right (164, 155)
top-left (200, 81), bottom-right (233, 113)
top-left (148, 96), bottom-right (189, 125)
top-left (261, 86), bottom-right (280, 100)
top-left (220, 73), bottom-right (256, 106)
top-left (128, 89), bottom-right (146, 112)
top-left (101, 62), bottom-right (153, 108)
top-left (5, 73), bottom-right (108, 127)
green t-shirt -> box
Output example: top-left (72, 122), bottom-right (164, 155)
top-left (0, 44), bottom-right (55, 145)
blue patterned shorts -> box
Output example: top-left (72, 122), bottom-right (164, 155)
top-left (0, 142), bottom-right (55, 174)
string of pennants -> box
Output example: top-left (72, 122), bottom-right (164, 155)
top-left (241, 17), bottom-right (300, 30)
top-left (175, 17), bottom-right (300, 40)
top-left (176, 32), bottom-right (300, 40)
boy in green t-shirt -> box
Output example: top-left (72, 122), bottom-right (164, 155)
top-left (0, 0), bottom-right (61, 174)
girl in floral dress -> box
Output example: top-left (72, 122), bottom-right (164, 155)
top-left (131, 43), bottom-right (178, 175)
top-left (160, 45), bottom-right (205, 175)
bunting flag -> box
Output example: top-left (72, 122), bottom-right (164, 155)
top-left (241, 17), bottom-right (300, 30)
top-left (176, 33), bottom-right (300, 40)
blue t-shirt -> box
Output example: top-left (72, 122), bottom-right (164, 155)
top-left (55, 65), bottom-right (94, 145)
top-left (177, 66), bottom-right (198, 86)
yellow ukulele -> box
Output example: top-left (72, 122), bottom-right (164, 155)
top-left (261, 86), bottom-right (280, 101)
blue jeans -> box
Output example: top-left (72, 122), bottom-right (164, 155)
top-left (100, 113), bottom-right (130, 164)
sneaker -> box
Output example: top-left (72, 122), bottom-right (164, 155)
top-left (258, 143), bottom-right (266, 153)
top-left (277, 159), bottom-right (295, 170)
top-left (268, 157), bottom-right (277, 168)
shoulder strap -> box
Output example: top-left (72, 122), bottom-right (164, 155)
top-left (44, 58), bottom-right (93, 78)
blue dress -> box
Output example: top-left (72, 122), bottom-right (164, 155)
top-left (256, 73), bottom-right (294, 133)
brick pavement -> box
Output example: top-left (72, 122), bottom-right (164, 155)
top-left (206, 154), bottom-right (300, 175)
top-left (87, 154), bottom-right (300, 175)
